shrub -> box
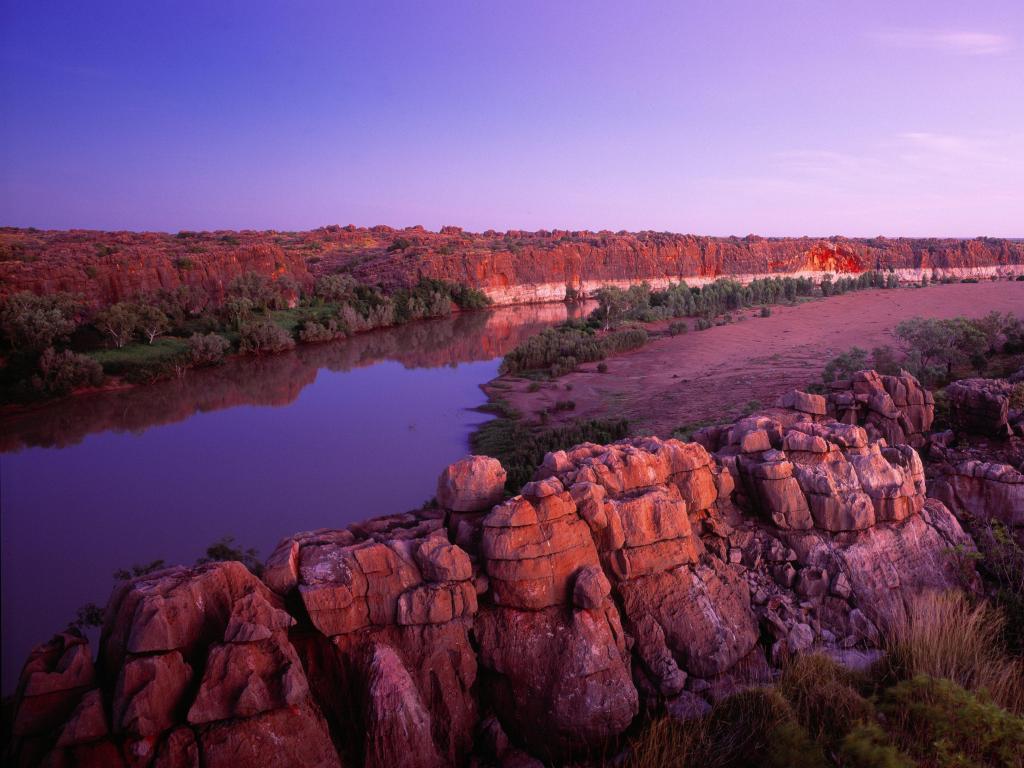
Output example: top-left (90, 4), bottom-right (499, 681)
top-left (696, 317), bottom-right (713, 330)
top-left (174, 257), bottom-right (195, 270)
top-left (883, 591), bottom-right (1024, 713)
top-left (597, 362), bottom-right (608, 373)
top-left (553, 399), bottom-right (575, 411)
top-left (238, 320), bottom-right (295, 355)
top-left (188, 332), bottom-right (230, 366)
top-left (297, 319), bottom-right (341, 343)
top-left (760, 306), bottom-right (771, 317)
top-left (839, 723), bottom-right (915, 768)
top-left (31, 347), bottom-right (103, 395)
top-left (668, 320), bottom-right (689, 336)
top-left (878, 676), bottom-right (1024, 767)
top-left (871, 345), bottom-right (903, 376)
top-left (196, 536), bottom-right (262, 576)
top-left (0, 291), bottom-right (80, 352)
top-left (822, 347), bottom-right (868, 383)
top-left (387, 237), bottom-right (412, 252)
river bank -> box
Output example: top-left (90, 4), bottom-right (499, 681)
top-left (482, 281), bottom-right (1024, 440)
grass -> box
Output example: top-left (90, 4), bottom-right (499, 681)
top-left (87, 337), bottom-right (190, 376)
top-left (882, 591), bottom-right (1024, 714)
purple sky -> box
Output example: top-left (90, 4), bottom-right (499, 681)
top-left (1, 0), bottom-right (1021, 236)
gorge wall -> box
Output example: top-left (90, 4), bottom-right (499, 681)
top-left (3, 226), bottom-right (1023, 308)
top-left (10, 369), bottom-right (1018, 768)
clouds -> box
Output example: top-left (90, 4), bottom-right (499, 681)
top-left (874, 29), bottom-right (1012, 55)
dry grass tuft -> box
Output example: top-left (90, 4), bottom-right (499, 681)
top-left (884, 590), bottom-right (1024, 714)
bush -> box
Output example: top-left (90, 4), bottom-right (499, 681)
top-left (871, 345), bottom-right (903, 376)
top-left (238, 320), bottom-right (295, 355)
top-left (668, 320), bottom-right (689, 336)
top-left (196, 536), bottom-right (263, 576)
top-left (188, 332), bottom-right (230, 366)
top-left (878, 676), bottom-right (1024, 767)
top-left (760, 306), bottom-right (771, 318)
top-left (0, 291), bottom-right (80, 352)
top-left (31, 347), bottom-right (103, 395)
top-left (387, 237), bottom-right (412, 252)
top-left (298, 319), bottom-right (341, 343)
top-left (696, 317), bottom-right (713, 331)
top-left (553, 399), bottom-right (575, 411)
top-left (839, 723), bottom-right (915, 768)
top-left (822, 347), bottom-right (868, 383)
top-left (597, 362), bottom-right (608, 373)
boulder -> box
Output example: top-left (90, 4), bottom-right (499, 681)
top-left (436, 456), bottom-right (507, 511)
top-left (946, 378), bottom-right (1013, 438)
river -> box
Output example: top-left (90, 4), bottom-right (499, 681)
top-left (0, 301), bottom-right (589, 691)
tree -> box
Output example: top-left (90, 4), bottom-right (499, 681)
top-left (135, 303), bottom-right (169, 344)
top-left (94, 302), bottom-right (140, 348)
top-left (894, 317), bottom-right (987, 384)
top-left (221, 296), bottom-right (255, 330)
top-left (314, 273), bottom-right (357, 304)
top-left (595, 286), bottom-right (630, 329)
top-left (0, 292), bottom-right (79, 352)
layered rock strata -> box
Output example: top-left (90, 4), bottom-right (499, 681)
top-left (3, 226), bottom-right (1023, 308)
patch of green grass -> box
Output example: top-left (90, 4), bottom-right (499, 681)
top-left (87, 337), bottom-right (190, 377)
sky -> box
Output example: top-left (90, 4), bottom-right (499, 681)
top-left (1, 0), bottom-right (1022, 237)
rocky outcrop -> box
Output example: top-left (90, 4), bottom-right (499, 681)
top-left (3, 226), bottom-right (1023, 308)
top-left (826, 369), bottom-right (935, 447)
top-left (930, 460), bottom-right (1024, 528)
top-left (6, 379), bottom-right (983, 766)
top-left (946, 378), bottom-right (1017, 438)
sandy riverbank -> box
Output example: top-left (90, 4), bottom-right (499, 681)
top-left (485, 281), bottom-right (1024, 438)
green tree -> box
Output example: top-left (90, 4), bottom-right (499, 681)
top-left (94, 302), bottom-right (140, 348)
top-left (135, 303), bottom-right (170, 344)
top-left (0, 292), bottom-right (79, 352)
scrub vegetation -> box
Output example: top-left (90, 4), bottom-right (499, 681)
top-left (0, 274), bottom-right (491, 404)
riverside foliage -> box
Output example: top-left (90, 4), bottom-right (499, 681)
top-left (0, 274), bottom-right (491, 403)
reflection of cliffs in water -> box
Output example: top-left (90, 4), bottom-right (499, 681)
top-left (0, 302), bottom-right (586, 452)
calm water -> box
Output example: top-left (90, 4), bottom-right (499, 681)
top-left (0, 302), bottom-right (588, 691)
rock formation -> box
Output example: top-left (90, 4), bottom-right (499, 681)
top-left (5, 372), bottom-right (987, 766)
top-left (3, 226), bottom-right (1023, 308)
top-left (946, 377), bottom-right (1020, 438)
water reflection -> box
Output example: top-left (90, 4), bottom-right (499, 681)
top-left (0, 302), bottom-right (589, 453)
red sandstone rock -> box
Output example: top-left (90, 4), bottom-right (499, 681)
top-left (4, 227), bottom-right (1021, 309)
top-left (436, 455), bottom-right (507, 512)
top-left (946, 378), bottom-right (1014, 437)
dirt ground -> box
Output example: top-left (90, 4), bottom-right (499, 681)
top-left (486, 281), bottom-right (1024, 438)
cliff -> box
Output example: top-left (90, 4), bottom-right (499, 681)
top-left (10, 370), bottom-right (1017, 767)
top-left (3, 225), bottom-right (1023, 308)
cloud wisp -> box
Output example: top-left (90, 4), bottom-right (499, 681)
top-left (874, 29), bottom-right (1012, 56)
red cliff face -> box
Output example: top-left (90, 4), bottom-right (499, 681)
top-left (2, 225), bottom-right (1022, 307)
